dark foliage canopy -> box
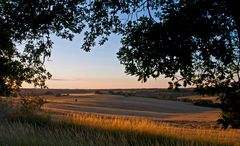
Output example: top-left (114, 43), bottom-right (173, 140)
top-left (0, 0), bottom-right (239, 128)
top-left (116, 0), bottom-right (240, 128)
top-left (118, 1), bottom-right (239, 87)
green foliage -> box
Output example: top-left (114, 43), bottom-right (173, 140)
top-left (117, 1), bottom-right (238, 87)
top-left (108, 90), bottom-right (114, 94)
top-left (115, 1), bottom-right (240, 129)
top-left (217, 83), bottom-right (240, 129)
top-left (179, 98), bottom-right (193, 103)
top-left (0, 0), bottom-right (119, 95)
top-left (55, 93), bottom-right (62, 97)
top-left (192, 100), bottom-right (219, 108)
top-left (0, 95), bottom-right (47, 122)
top-left (20, 96), bottom-right (47, 114)
top-left (108, 90), bottom-right (134, 97)
top-left (44, 91), bottom-right (54, 95)
top-left (95, 90), bottom-right (104, 94)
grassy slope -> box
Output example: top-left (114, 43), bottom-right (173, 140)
top-left (0, 112), bottom-right (239, 146)
top-left (1, 91), bottom-right (239, 146)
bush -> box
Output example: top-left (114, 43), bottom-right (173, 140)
top-left (124, 92), bottom-right (133, 97)
top-left (95, 90), bottom-right (104, 94)
top-left (179, 98), bottom-right (193, 102)
top-left (10, 92), bottom-right (19, 97)
top-left (44, 91), bottom-right (54, 95)
top-left (20, 96), bottom-right (47, 114)
top-left (217, 84), bottom-right (240, 129)
top-left (192, 99), bottom-right (219, 108)
top-left (55, 93), bottom-right (62, 97)
top-left (1, 96), bottom-right (48, 122)
top-left (108, 90), bottom-right (114, 94)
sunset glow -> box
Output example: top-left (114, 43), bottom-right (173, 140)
top-left (23, 34), bottom-right (169, 89)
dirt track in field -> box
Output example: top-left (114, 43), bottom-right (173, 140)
top-left (45, 93), bottom-right (220, 123)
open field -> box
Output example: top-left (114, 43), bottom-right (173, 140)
top-left (1, 88), bottom-right (239, 145)
top-left (44, 93), bottom-right (220, 128)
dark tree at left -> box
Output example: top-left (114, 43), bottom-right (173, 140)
top-left (0, 0), bottom-right (143, 96)
top-left (0, 0), bottom-right (86, 96)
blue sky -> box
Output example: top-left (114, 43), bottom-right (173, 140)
top-left (24, 34), bottom-right (169, 89)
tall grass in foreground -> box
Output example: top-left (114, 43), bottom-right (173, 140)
top-left (56, 112), bottom-right (240, 145)
top-left (0, 112), bottom-right (239, 146)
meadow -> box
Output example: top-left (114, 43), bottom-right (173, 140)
top-left (0, 112), bottom-right (239, 146)
top-left (0, 88), bottom-right (239, 146)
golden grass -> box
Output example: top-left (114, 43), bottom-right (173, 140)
top-left (177, 95), bottom-right (219, 102)
top-left (1, 95), bottom-right (239, 146)
top-left (0, 109), bottom-right (239, 145)
top-left (53, 112), bottom-right (240, 145)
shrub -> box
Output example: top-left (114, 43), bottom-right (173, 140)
top-left (44, 91), bottom-right (54, 95)
top-left (55, 93), bottom-right (62, 97)
top-left (20, 96), bottom-right (47, 114)
top-left (1, 96), bottom-right (48, 122)
top-left (217, 85), bottom-right (240, 129)
top-left (179, 98), bottom-right (193, 102)
top-left (192, 99), bottom-right (218, 108)
top-left (124, 92), bottom-right (133, 97)
top-left (95, 90), bottom-right (103, 94)
top-left (108, 90), bottom-right (114, 94)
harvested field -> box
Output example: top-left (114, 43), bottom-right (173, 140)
top-left (45, 93), bottom-right (220, 128)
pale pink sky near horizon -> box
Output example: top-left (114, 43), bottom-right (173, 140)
top-left (23, 34), bottom-right (170, 89)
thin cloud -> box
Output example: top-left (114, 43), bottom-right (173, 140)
top-left (51, 78), bottom-right (82, 81)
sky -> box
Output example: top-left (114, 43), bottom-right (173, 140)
top-left (23, 34), bottom-right (170, 89)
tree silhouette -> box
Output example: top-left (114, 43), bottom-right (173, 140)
top-left (117, 1), bottom-right (240, 128)
top-left (0, 0), bottom-right (86, 95)
top-left (0, 0), bottom-right (239, 128)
